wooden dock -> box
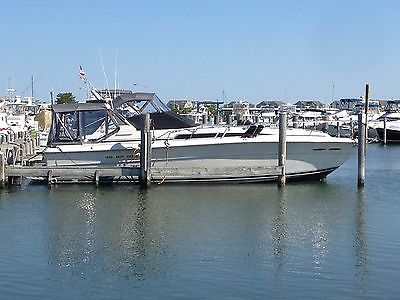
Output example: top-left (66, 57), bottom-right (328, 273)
top-left (3, 164), bottom-right (284, 186)
top-left (0, 114), bottom-right (153, 188)
top-left (5, 165), bottom-right (141, 184)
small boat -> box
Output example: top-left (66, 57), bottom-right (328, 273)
top-left (375, 120), bottom-right (400, 143)
top-left (42, 91), bottom-right (355, 183)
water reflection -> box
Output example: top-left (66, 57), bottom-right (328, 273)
top-left (354, 189), bottom-right (368, 287)
top-left (310, 210), bottom-right (329, 272)
top-left (43, 183), bottom-right (368, 288)
top-left (78, 192), bottom-right (96, 264)
top-left (117, 190), bottom-right (147, 279)
top-left (272, 187), bottom-right (288, 266)
top-left (46, 186), bottom-right (173, 282)
top-left (268, 182), bottom-right (363, 280)
top-left (4, 145), bottom-right (398, 299)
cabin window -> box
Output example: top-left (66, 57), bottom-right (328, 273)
top-left (81, 110), bottom-right (118, 141)
top-left (51, 109), bottom-right (119, 144)
top-left (81, 110), bottom-right (107, 140)
top-left (54, 111), bottom-right (79, 142)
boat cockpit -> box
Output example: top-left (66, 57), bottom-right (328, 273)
top-left (47, 102), bottom-right (125, 146)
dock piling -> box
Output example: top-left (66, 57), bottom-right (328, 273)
top-left (383, 117), bottom-right (387, 145)
top-left (0, 152), bottom-right (4, 188)
top-left (139, 113), bottom-right (152, 188)
top-left (95, 170), bottom-right (100, 187)
top-left (278, 112), bottom-right (287, 187)
top-left (47, 170), bottom-right (53, 186)
top-left (357, 119), bottom-right (366, 187)
top-left (358, 84), bottom-right (369, 187)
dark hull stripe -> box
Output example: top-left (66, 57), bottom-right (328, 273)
top-left (150, 167), bottom-right (337, 184)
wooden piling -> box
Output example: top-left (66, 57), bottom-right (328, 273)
top-left (228, 115), bottom-right (233, 125)
top-left (47, 170), bottom-right (53, 186)
top-left (383, 117), bottom-right (387, 145)
top-left (94, 170), bottom-right (100, 187)
top-left (357, 84), bottom-right (369, 187)
top-left (364, 84), bottom-right (370, 140)
top-left (321, 115), bottom-right (328, 132)
top-left (139, 113), bottom-right (152, 188)
top-left (350, 120), bottom-right (354, 138)
top-left (0, 152), bottom-right (4, 188)
top-left (278, 112), bottom-right (287, 187)
top-left (293, 115), bottom-right (299, 128)
top-left (358, 110), bottom-right (366, 187)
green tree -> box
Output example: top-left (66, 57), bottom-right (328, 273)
top-left (206, 104), bottom-right (217, 117)
top-left (56, 92), bottom-right (77, 104)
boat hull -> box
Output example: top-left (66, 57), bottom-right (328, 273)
top-left (376, 127), bottom-right (400, 143)
top-left (43, 138), bottom-right (355, 183)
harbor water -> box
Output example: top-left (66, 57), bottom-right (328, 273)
top-left (0, 143), bottom-right (399, 299)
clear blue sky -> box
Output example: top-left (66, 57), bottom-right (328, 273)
top-left (1, 0), bottom-right (400, 104)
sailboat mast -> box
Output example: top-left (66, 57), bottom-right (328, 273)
top-left (31, 75), bottom-right (34, 100)
top-left (114, 49), bottom-right (118, 99)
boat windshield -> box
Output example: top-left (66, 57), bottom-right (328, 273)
top-left (113, 92), bottom-right (196, 129)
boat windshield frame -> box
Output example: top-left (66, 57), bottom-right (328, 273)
top-left (113, 92), bottom-right (196, 129)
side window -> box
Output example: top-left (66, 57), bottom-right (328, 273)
top-left (81, 110), bottom-right (119, 141)
top-left (55, 111), bottom-right (79, 142)
top-left (82, 110), bottom-right (107, 141)
top-left (108, 115), bottom-right (118, 133)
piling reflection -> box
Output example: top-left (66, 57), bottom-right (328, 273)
top-left (270, 183), bottom-right (355, 278)
top-left (46, 186), bottom-right (173, 281)
top-left (310, 215), bottom-right (328, 272)
top-left (354, 189), bottom-right (368, 287)
top-left (44, 183), bottom-right (366, 286)
top-left (272, 187), bottom-right (288, 267)
top-left (77, 191), bottom-right (96, 264)
top-left (48, 188), bottom-right (99, 268)
top-left (113, 190), bottom-right (148, 279)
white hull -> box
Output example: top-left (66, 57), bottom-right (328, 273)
top-left (44, 96), bottom-right (355, 183)
top-left (43, 128), bottom-right (355, 182)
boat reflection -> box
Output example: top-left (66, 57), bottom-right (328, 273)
top-left (44, 183), bottom-right (368, 284)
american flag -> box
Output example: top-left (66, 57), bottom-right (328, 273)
top-left (79, 65), bottom-right (87, 81)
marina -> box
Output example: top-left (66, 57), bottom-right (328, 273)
top-left (0, 85), bottom-right (392, 300)
top-left (4, 1), bottom-right (400, 299)
top-left (0, 109), bottom-right (357, 187)
top-left (2, 88), bottom-right (378, 188)
top-left (0, 143), bottom-right (399, 299)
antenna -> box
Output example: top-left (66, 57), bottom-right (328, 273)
top-left (50, 90), bottom-right (54, 105)
top-left (97, 46), bottom-right (111, 99)
top-left (114, 48), bottom-right (118, 99)
top-left (31, 75), bottom-right (34, 99)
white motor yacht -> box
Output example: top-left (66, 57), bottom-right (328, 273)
top-left (42, 92), bottom-right (355, 183)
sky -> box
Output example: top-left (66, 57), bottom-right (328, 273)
top-left (2, 0), bottom-right (400, 104)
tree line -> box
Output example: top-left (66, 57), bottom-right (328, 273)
top-left (55, 92), bottom-right (77, 104)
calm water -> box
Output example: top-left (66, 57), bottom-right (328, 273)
top-left (1, 144), bottom-right (400, 299)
